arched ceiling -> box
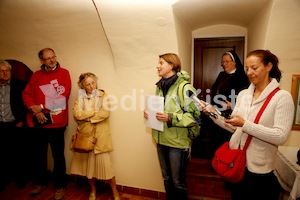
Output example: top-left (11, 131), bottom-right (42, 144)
top-left (0, 0), bottom-right (272, 72)
top-left (173, 0), bottom-right (271, 30)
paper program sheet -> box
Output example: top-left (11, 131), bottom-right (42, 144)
top-left (145, 95), bottom-right (164, 131)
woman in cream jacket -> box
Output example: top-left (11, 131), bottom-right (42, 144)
top-left (70, 72), bottom-right (120, 200)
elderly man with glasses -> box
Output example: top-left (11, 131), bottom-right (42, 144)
top-left (0, 60), bottom-right (29, 190)
top-left (22, 48), bottom-right (71, 200)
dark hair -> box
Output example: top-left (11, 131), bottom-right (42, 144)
top-left (159, 53), bottom-right (181, 72)
top-left (247, 49), bottom-right (282, 82)
top-left (38, 48), bottom-right (55, 59)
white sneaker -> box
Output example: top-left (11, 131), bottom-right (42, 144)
top-left (89, 192), bottom-right (96, 200)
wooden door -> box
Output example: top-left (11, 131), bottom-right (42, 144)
top-left (191, 37), bottom-right (245, 159)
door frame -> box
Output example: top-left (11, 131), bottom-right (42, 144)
top-left (190, 36), bottom-right (246, 159)
top-left (191, 35), bottom-right (247, 89)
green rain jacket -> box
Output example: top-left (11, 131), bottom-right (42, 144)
top-left (152, 71), bottom-right (201, 149)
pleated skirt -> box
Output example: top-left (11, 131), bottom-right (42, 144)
top-left (70, 151), bottom-right (115, 180)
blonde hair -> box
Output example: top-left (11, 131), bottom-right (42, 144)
top-left (77, 72), bottom-right (98, 89)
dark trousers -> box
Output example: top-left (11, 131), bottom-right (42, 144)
top-left (0, 123), bottom-right (32, 189)
top-left (230, 168), bottom-right (281, 200)
top-left (157, 144), bottom-right (189, 200)
top-left (207, 119), bottom-right (232, 159)
top-left (30, 127), bottom-right (67, 189)
top-left (0, 123), bottom-right (14, 189)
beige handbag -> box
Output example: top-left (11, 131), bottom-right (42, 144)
top-left (70, 127), bottom-right (97, 153)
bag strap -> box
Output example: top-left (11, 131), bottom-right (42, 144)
top-left (243, 87), bottom-right (280, 151)
top-left (178, 80), bottom-right (190, 109)
top-left (92, 126), bottom-right (96, 137)
top-left (254, 88), bottom-right (280, 123)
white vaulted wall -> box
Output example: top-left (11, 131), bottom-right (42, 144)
top-left (0, 0), bottom-right (299, 193)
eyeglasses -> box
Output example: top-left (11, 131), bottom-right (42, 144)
top-left (221, 60), bottom-right (233, 65)
top-left (43, 56), bottom-right (57, 61)
top-left (0, 69), bottom-right (11, 73)
top-left (84, 81), bottom-right (96, 87)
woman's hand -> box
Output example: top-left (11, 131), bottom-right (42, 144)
top-left (222, 100), bottom-right (232, 110)
top-left (144, 110), bottom-right (148, 119)
top-left (224, 114), bottom-right (245, 127)
top-left (156, 112), bottom-right (169, 122)
top-left (15, 121), bottom-right (24, 128)
top-left (202, 104), bottom-right (214, 115)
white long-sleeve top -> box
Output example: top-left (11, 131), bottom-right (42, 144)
top-left (230, 78), bottom-right (295, 174)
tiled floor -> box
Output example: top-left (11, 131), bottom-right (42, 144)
top-left (0, 158), bottom-right (231, 200)
top-left (0, 179), bottom-right (160, 200)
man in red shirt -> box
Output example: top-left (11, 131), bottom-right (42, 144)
top-left (22, 48), bottom-right (71, 200)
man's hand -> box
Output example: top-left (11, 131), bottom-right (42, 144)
top-left (35, 112), bottom-right (48, 124)
top-left (30, 104), bottom-right (43, 115)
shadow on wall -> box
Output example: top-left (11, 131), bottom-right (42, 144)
top-left (6, 59), bottom-right (33, 82)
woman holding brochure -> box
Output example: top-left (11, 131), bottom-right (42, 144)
top-left (201, 49), bottom-right (294, 200)
top-left (144, 53), bottom-right (200, 200)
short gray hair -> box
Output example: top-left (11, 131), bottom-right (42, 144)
top-left (0, 60), bottom-right (12, 69)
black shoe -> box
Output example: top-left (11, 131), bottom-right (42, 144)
top-left (0, 181), bottom-right (9, 192)
top-left (0, 184), bottom-right (6, 192)
top-left (16, 179), bottom-right (28, 189)
top-left (29, 185), bottom-right (47, 197)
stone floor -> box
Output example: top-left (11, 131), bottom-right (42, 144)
top-left (0, 158), bottom-right (231, 200)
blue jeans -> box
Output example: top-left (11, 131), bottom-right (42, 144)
top-left (157, 144), bottom-right (189, 200)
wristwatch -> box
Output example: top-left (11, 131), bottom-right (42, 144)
top-left (40, 104), bottom-right (44, 110)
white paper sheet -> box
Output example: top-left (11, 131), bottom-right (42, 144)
top-left (145, 95), bottom-right (164, 131)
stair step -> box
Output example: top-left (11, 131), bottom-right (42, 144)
top-left (186, 158), bottom-right (231, 200)
top-left (187, 158), bottom-right (220, 178)
top-left (187, 172), bottom-right (221, 180)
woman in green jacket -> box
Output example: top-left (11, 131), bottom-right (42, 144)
top-left (144, 53), bottom-right (200, 200)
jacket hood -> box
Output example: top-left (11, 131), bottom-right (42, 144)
top-left (176, 70), bottom-right (190, 82)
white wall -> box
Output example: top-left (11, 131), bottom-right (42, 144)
top-left (0, 0), bottom-right (179, 192)
top-left (173, 10), bottom-right (193, 75)
top-left (95, 0), bottom-right (179, 191)
top-left (247, 0), bottom-right (300, 146)
top-left (247, 0), bottom-right (273, 52)
top-left (193, 0), bottom-right (300, 148)
top-left (0, 0), bottom-right (299, 193)
top-left (264, 0), bottom-right (300, 146)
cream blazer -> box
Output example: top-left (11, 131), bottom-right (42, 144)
top-left (73, 89), bottom-right (113, 154)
